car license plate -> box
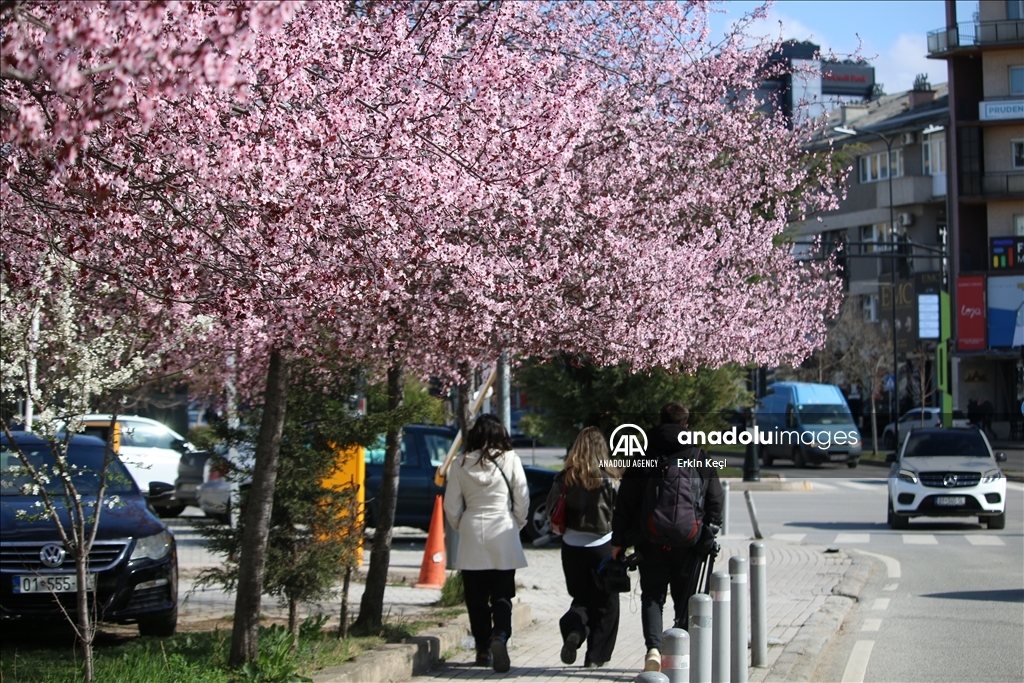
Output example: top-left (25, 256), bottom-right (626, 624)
top-left (13, 574), bottom-right (96, 594)
top-left (935, 496), bottom-right (966, 507)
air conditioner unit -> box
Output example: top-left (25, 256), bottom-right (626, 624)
top-left (898, 212), bottom-right (915, 227)
top-left (901, 132), bottom-right (916, 145)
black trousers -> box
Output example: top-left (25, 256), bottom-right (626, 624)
top-left (462, 569), bottom-right (516, 654)
top-left (636, 541), bottom-right (704, 651)
top-left (559, 541), bottom-right (620, 665)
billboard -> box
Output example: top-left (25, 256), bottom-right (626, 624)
top-left (820, 62), bottom-right (875, 97)
top-left (987, 275), bottom-right (1024, 348)
top-left (956, 276), bottom-right (986, 351)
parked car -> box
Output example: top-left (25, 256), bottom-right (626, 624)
top-left (195, 443), bottom-right (253, 525)
top-left (1, 433), bottom-right (178, 635)
top-left (881, 408), bottom-right (970, 449)
top-left (886, 428), bottom-right (1007, 530)
top-left (197, 425), bottom-right (558, 542)
top-left (174, 449), bottom-right (213, 510)
top-left (363, 425), bottom-right (557, 543)
top-left (78, 414), bottom-right (195, 517)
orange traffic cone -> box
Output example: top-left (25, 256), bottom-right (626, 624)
top-left (415, 494), bottom-right (447, 589)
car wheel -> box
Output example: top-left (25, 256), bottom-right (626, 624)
top-left (986, 512), bottom-right (1006, 530)
top-left (761, 452), bottom-right (774, 467)
top-left (156, 505), bottom-right (186, 519)
top-left (521, 495), bottom-right (549, 544)
top-left (847, 460), bottom-right (858, 469)
top-left (138, 608), bottom-right (178, 637)
top-left (883, 433), bottom-right (894, 450)
top-left (792, 447), bottom-right (805, 468)
top-left (887, 500), bottom-right (909, 530)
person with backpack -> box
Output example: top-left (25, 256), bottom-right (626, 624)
top-left (443, 414), bottom-right (530, 673)
top-left (545, 426), bottom-right (622, 669)
top-left (610, 402), bottom-right (724, 673)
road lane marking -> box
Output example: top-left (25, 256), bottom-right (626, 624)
top-left (832, 481), bottom-right (881, 491)
top-left (771, 533), bottom-right (807, 543)
top-left (902, 534), bottom-right (938, 545)
top-left (834, 533), bottom-right (870, 543)
top-left (1006, 482), bottom-right (1024, 492)
top-left (841, 640), bottom-right (875, 683)
top-left (965, 534), bottom-right (1006, 546)
top-left (858, 550), bottom-right (901, 579)
top-left (871, 598), bottom-right (890, 610)
top-left (883, 583), bottom-right (898, 591)
top-left (861, 619), bottom-right (882, 631)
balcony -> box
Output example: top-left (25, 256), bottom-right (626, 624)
top-left (927, 20), bottom-right (1024, 55)
top-left (961, 171), bottom-right (1024, 198)
top-left (876, 175), bottom-right (939, 207)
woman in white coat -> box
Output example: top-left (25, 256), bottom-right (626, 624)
top-left (443, 414), bottom-right (529, 673)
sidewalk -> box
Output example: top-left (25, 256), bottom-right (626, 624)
top-left (410, 538), bottom-right (869, 682)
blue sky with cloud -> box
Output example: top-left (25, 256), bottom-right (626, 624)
top-left (708, 1), bottom-right (978, 94)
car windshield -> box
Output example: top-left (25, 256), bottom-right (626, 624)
top-left (903, 432), bottom-right (990, 458)
top-left (796, 405), bottom-right (854, 425)
top-left (0, 442), bottom-right (137, 496)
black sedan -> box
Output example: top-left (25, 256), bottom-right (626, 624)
top-left (1, 433), bottom-right (178, 635)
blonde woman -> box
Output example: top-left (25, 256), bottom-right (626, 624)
top-left (546, 426), bottom-right (621, 668)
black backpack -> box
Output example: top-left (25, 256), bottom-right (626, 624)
top-left (641, 447), bottom-right (706, 547)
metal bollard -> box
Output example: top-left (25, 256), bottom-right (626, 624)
top-left (743, 490), bottom-right (763, 539)
top-left (711, 571), bottom-right (731, 683)
top-left (689, 593), bottom-right (713, 683)
top-left (634, 671), bottom-right (670, 683)
top-left (661, 628), bottom-right (689, 683)
top-left (749, 542), bottom-right (767, 667)
top-left (722, 480), bottom-right (731, 537)
top-left (729, 557), bottom-right (749, 683)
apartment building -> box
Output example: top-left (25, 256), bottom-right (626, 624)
top-left (929, 0), bottom-right (1024, 439)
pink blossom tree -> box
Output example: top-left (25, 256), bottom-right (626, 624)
top-left (3, 0), bottom-right (842, 661)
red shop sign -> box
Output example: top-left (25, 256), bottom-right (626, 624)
top-left (956, 275), bottom-right (987, 351)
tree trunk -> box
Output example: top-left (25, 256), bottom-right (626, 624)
top-left (457, 362), bottom-right (474, 439)
top-left (76, 548), bottom-right (94, 682)
top-left (354, 360), bottom-right (405, 632)
top-left (871, 390), bottom-right (879, 455)
top-left (338, 565), bottom-right (352, 638)
top-left (229, 349), bottom-right (291, 666)
top-left (288, 595), bottom-right (299, 652)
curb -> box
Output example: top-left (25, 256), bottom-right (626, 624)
top-left (726, 480), bottom-right (813, 492)
top-left (311, 599), bottom-right (531, 683)
top-left (763, 552), bottom-right (877, 682)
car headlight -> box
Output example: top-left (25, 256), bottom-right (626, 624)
top-left (981, 469), bottom-right (1003, 484)
top-left (131, 531), bottom-right (172, 561)
top-left (897, 469), bottom-right (918, 484)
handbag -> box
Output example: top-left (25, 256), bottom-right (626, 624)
top-left (549, 478), bottom-right (568, 535)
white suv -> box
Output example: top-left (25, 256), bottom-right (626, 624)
top-left (79, 414), bottom-right (194, 517)
top-left (886, 428), bottom-right (1007, 530)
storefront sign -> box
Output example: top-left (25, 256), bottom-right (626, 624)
top-left (956, 276), bottom-right (986, 351)
top-left (979, 99), bottom-right (1024, 121)
top-left (987, 275), bottom-right (1024, 348)
top-left (990, 236), bottom-right (1023, 269)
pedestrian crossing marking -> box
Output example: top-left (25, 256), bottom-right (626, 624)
top-left (964, 535), bottom-right (1005, 546)
top-left (772, 533), bottom-right (807, 543)
top-left (883, 584), bottom-right (898, 591)
top-left (871, 598), bottom-right (890, 610)
top-left (902, 534), bottom-right (937, 545)
top-left (834, 533), bottom-right (870, 543)
top-left (861, 619), bottom-right (881, 631)
top-left (832, 481), bottom-right (881, 491)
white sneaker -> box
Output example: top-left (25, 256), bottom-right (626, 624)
top-left (644, 648), bottom-right (661, 672)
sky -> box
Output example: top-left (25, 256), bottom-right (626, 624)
top-left (708, 1), bottom-right (979, 95)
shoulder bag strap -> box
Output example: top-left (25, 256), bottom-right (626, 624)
top-left (492, 457), bottom-right (515, 512)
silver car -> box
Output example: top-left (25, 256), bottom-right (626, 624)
top-left (881, 408), bottom-right (970, 449)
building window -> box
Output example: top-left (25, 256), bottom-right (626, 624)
top-left (862, 295), bottom-right (879, 323)
top-left (1013, 140), bottom-right (1024, 169)
top-left (923, 134), bottom-right (946, 175)
top-left (1015, 215), bottom-right (1024, 236)
top-left (1011, 66), bottom-right (1024, 96)
top-left (861, 223), bottom-right (894, 253)
top-left (1009, 1), bottom-right (1024, 21)
top-left (859, 149), bottom-right (903, 183)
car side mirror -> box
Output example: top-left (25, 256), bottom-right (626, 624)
top-left (148, 481), bottom-right (174, 498)
top-left (994, 452), bottom-right (1007, 462)
top-left (885, 452), bottom-right (898, 464)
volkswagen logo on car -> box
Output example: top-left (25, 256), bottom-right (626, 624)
top-left (39, 543), bottom-right (66, 568)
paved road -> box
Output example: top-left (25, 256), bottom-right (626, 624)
top-left (751, 480), bottom-right (1024, 683)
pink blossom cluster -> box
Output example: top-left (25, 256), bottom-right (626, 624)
top-left (3, 1), bottom-right (842, 397)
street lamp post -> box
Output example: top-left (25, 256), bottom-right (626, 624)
top-left (836, 126), bottom-right (901, 450)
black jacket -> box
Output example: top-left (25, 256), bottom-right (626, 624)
top-left (546, 469), bottom-right (618, 535)
top-left (611, 423), bottom-right (724, 548)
